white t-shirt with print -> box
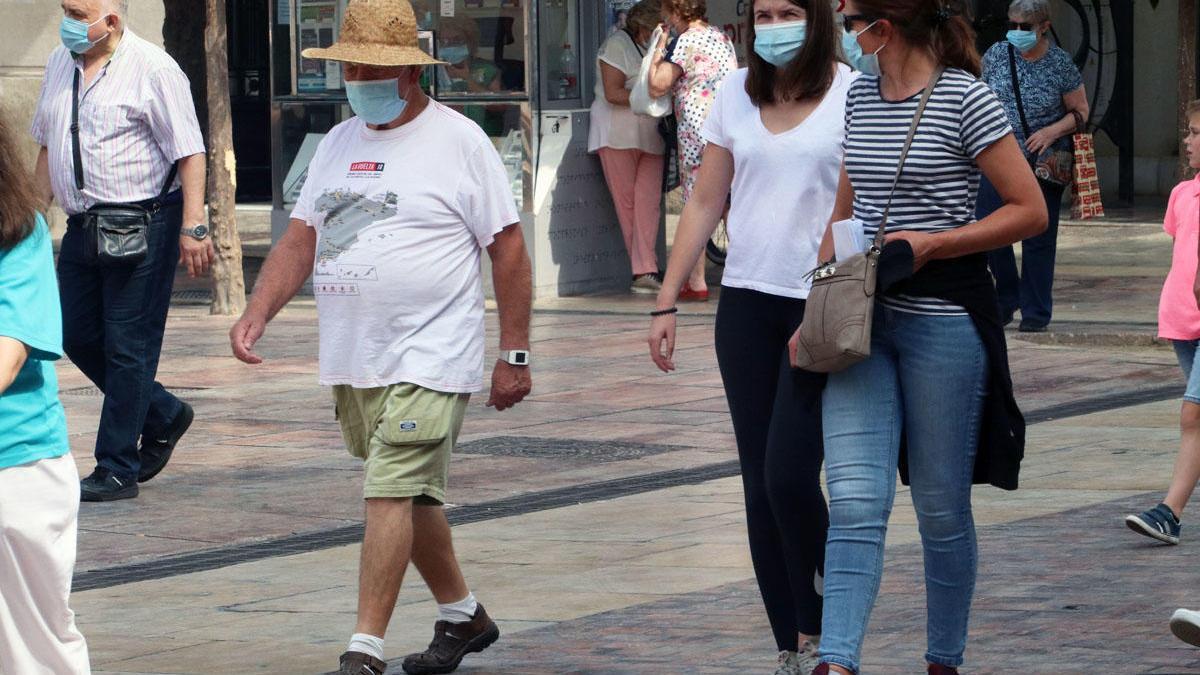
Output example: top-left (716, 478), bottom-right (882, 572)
top-left (291, 101), bottom-right (518, 392)
top-left (701, 65), bottom-right (855, 299)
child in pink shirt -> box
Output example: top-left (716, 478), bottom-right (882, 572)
top-left (1125, 101), bottom-right (1200, 545)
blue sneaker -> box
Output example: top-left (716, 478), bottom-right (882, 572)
top-left (1125, 503), bottom-right (1181, 545)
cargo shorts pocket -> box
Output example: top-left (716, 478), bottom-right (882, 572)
top-left (371, 385), bottom-right (459, 448)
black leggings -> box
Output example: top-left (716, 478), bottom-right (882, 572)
top-left (714, 285), bottom-right (828, 649)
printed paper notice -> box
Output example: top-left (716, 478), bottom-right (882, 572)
top-left (440, 0), bottom-right (455, 17)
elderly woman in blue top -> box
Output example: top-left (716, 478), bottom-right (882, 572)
top-left (0, 112), bottom-right (90, 673)
top-left (976, 0), bottom-right (1089, 332)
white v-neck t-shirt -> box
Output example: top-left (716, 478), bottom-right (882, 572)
top-left (702, 65), bottom-right (856, 299)
top-left (291, 102), bottom-right (518, 391)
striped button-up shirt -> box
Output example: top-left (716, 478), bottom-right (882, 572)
top-left (31, 31), bottom-right (205, 216)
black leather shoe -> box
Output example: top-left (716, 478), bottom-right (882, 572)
top-left (81, 468), bottom-right (138, 502)
top-left (138, 402), bottom-right (194, 483)
top-left (402, 604), bottom-right (499, 674)
top-left (1018, 321), bottom-right (1048, 333)
top-left (335, 651), bottom-right (387, 675)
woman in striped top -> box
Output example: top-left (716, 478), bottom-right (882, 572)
top-left (805, 1), bottom-right (1047, 674)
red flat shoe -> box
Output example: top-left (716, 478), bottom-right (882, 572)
top-left (678, 284), bottom-right (709, 302)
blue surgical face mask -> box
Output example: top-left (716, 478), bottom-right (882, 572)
top-left (345, 78), bottom-right (408, 125)
top-left (841, 21), bottom-right (884, 76)
top-left (440, 45), bottom-right (470, 65)
top-left (60, 15), bottom-right (110, 54)
top-left (754, 20), bottom-right (807, 68)
top-left (1006, 29), bottom-right (1039, 53)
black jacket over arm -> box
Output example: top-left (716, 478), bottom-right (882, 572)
top-left (880, 245), bottom-right (1025, 491)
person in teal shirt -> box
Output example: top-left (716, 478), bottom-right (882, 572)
top-left (0, 107), bottom-right (90, 673)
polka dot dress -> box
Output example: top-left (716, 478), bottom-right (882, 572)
top-left (668, 25), bottom-right (738, 202)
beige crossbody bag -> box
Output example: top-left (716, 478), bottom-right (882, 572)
top-left (793, 68), bottom-right (944, 374)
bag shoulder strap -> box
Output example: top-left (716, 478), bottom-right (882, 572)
top-left (1007, 44), bottom-right (1032, 139)
top-left (873, 67), bottom-right (944, 249)
top-left (71, 68), bottom-right (178, 202)
top-left (71, 68), bottom-right (84, 191)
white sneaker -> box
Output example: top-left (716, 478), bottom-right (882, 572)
top-left (630, 274), bottom-right (662, 294)
top-left (1172, 608), bottom-right (1200, 647)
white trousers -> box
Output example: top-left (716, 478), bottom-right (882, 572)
top-left (0, 453), bottom-right (91, 675)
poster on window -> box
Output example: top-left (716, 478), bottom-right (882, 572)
top-left (296, 0), bottom-right (341, 92)
top-left (606, 0), bottom-right (636, 35)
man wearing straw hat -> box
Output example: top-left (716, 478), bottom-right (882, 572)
top-left (229, 1), bottom-right (533, 673)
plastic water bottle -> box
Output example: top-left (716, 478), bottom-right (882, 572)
top-left (558, 43), bottom-right (577, 98)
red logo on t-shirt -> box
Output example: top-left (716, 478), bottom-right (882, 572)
top-left (349, 161), bottom-right (385, 172)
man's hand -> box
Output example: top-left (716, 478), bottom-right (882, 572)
top-left (486, 360), bottom-right (531, 411)
top-left (230, 311), bottom-right (267, 364)
top-left (180, 234), bottom-right (214, 278)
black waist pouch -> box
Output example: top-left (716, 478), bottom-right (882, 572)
top-left (86, 204), bottom-right (151, 266)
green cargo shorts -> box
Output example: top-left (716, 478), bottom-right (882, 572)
top-left (332, 382), bottom-right (470, 504)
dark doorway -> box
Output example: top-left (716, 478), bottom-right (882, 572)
top-left (227, 0), bottom-right (272, 202)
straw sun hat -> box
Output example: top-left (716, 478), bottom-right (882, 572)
top-left (302, 0), bottom-right (444, 67)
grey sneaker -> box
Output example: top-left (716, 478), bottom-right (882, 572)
top-left (630, 274), bottom-right (662, 294)
top-left (774, 651), bottom-right (803, 675)
top-left (796, 639), bottom-right (821, 673)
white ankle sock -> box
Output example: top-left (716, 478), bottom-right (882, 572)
top-left (437, 592), bottom-right (478, 623)
top-left (347, 633), bottom-right (385, 661)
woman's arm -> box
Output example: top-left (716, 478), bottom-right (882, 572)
top-left (1026, 85), bottom-right (1090, 154)
top-left (887, 134), bottom-right (1047, 269)
top-left (817, 163), bottom-right (856, 263)
top-left (600, 62), bottom-right (631, 106)
top-left (648, 144), bottom-right (734, 372)
top-left (658, 144), bottom-right (734, 306)
top-left (0, 336), bottom-right (30, 395)
top-left (647, 30), bottom-right (682, 98)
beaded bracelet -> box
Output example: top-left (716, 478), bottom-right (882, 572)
top-left (649, 307), bottom-right (678, 317)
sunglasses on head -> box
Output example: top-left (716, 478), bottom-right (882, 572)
top-left (1007, 21), bottom-right (1037, 31)
top-left (842, 14), bottom-right (875, 33)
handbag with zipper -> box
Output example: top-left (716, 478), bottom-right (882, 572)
top-left (71, 68), bottom-right (178, 267)
top-left (1007, 44), bottom-right (1078, 188)
top-left (792, 68), bottom-right (943, 374)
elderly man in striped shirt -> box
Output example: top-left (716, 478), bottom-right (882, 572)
top-left (32, 0), bottom-right (212, 502)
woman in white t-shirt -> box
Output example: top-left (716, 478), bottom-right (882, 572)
top-left (647, 1), bottom-right (852, 672)
top-left (589, 0), bottom-right (667, 294)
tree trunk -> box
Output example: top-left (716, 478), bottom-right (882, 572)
top-left (1180, 0), bottom-right (1197, 180)
top-left (205, 0), bottom-right (246, 314)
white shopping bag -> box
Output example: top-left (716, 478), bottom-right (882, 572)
top-left (630, 25), bottom-right (673, 118)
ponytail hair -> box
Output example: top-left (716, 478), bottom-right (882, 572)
top-left (853, 0), bottom-right (981, 76)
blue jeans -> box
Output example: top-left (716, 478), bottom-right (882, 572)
top-left (819, 307), bottom-right (988, 673)
top-left (978, 176), bottom-right (1065, 327)
top-left (1172, 339), bottom-right (1200, 405)
top-left (58, 193), bottom-right (185, 481)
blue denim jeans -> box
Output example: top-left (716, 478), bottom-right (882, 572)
top-left (978, 175), bottom-right (1065, 327)
top-left (58, 192), bottom-right (185, 481)
top-left (1172, 339), bottom-right (1200, 405)
top-left (819, 306), bottom-right (988, 673)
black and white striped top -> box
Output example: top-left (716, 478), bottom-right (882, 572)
top-left (844, 69), bottom-right (1012, 315)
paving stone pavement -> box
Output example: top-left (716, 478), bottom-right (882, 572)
top-left (57, 217), bottom-right (1200, 674)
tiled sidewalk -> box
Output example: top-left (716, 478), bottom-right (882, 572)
top-left (63, 217), bottom-right (1200, 673)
